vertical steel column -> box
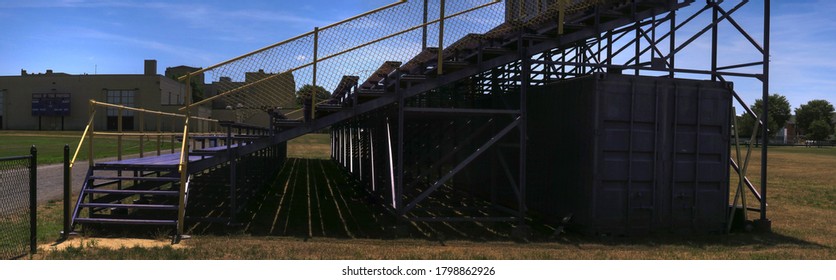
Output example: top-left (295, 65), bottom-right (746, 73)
top-left (177, 75), bottom-right (192, 240)
top-left (157, 114), bottom-right (162, 156)
top-left (29, 146), bottom-right (37, 255)
top-left (117, 107), bottom-right (123, 161)
top-left (396, 76), bottom-right (405, 213)
top-left (359, 127), bottom-right (363, 180)
top-left (634, 7), bottom-right (640, 76)
top-left (343, 127), bottom-right (348, 167)
top-left (370, 129), bottom-right (377, 192)
top-left (63, 145), bottom-right (70, 239)
top-left (350, 126), bottom-right (355, 173)
top-left (759, 0), bottom-right (771, 228)
top-left (230, 127), bottom-right (237, 224)
top-left (518, 38), bottom-right (529, 224)
top-left (711, 1), bottom-right (718, 81)
top-left (437, 0), bottom-right (446, 75)
top-left (312, 27), bottom-right (319, 121)
top-left (139, 111), bottom-right (145, 158)
top-left (386, 118), bottom-right (397, 209)
top-left (669, 5), bottom-right (676, 78)
top-left (422, 0), bottom-right (428, 50)
top-left (88, 102), bottom-right (94, 172)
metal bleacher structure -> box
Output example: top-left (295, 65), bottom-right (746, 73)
top-left (68, 0), bottom-right (772, 242)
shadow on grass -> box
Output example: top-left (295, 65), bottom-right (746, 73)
top-left (71, 158), bottom-right (828, 252)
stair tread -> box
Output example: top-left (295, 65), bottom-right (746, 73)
top-left (79, 203), bottom-right (178, 210)
top-left (84, 189), bottom-right (179, 195)
top-left (90, 176), bottom-right (179, 181)
top-left (75, 217), bottom-right (177, 225)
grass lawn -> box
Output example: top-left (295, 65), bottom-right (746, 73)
top-left (9, 134), bottom-right (835, 259)
top-left (0, 130), bottom-right (178, 165)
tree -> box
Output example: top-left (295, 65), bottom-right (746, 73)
top-left (738, 94), bottom-right (791, 138)
top-left (795, 99), bottom-right (835, 136)
top-left (169, 74), bottom-right (204, 103)
top-left (807, 119), bottom-right (833, 143)
top-left (295, 84), bottom-right (331, 106)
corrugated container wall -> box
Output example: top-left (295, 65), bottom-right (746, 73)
top-left (527, 73), bottom-right (732, 235)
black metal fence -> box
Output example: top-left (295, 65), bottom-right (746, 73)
top-left (0, 147), bottom-right (37, 259)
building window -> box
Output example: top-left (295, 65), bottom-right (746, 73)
top-left (161, 90), bottom-right (183, 105)
top-left (106, 90), bottom-right (136, 130)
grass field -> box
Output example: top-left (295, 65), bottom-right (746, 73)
top-left (0, 130), bottom-right (178, 165)
top-left (10, 133), bottom-right (835, 259)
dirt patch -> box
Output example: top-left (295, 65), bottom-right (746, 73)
top-left (42, 237), bottom-right (187, 251)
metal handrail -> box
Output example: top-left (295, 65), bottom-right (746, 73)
top-left (179, 0), bottom-right (501, 111)
top-left (69, 113), bottom-right (96, 168)
top-left (69, 100), bottom-right (218, 169)
top-left (92, 100), bottom-right (217, 123)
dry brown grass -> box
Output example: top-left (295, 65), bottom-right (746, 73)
top-left (287, 133), bottom-right (331, 159)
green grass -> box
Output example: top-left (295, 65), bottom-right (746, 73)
top-left (14, 133), bottom-right (836, 259)
top-left (0, 130), bottom-right (178, 165)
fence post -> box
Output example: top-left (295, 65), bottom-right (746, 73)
top-left (29, 146), bottom-right (37, 255)
top-left (63, 144), bottom-right (70, 239)
top-left (312, 26), bottom-right (319, 121)
top-left (437, 0), bottom-right (446, 75)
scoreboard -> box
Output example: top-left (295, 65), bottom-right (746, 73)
top-left (32, 93), bottom-right (71, 116)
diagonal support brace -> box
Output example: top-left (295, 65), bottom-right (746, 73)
top-left (401, 116), bottom-right (520, 214)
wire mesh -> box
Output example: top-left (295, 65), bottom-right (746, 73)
top-left (187, 0), bottom-right (624, 123)
top-left (0, 156), bottom-right (33, 260)
top-left (191, 1), bottom-right (503, 121)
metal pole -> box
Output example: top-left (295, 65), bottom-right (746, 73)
top-left (396, 77), bottom-right (405, 214)
top-left (518, 40), bottom-right (529, 227)
top-left (386, 118), bottom-right (397, 209)
top-left (312, 27), bottom-right (319, 121)
top-left (88, 101), bottom-right (94, 168)
top-left (437, 0), bottom-right (446, 75)
top-left (759, 0), bottom-right (770, 228)
top-left (422, 0), bottom-right (428, 50)
top-left (139, 111), bottom-right (145, 158)
top-left (370, 129), bottom-right (376, 192)
top-left (711, 1), bottom-right (718, 81)
top-left (29, 146), bottom-right (37, 255)
top-left (669, 5), bottom-right (676, 78)
top-left (63, 144), bottom-right (70, 239)
top-left (117, 107), bottom-right (123, 161)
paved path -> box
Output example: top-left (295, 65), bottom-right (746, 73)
top-left (35, 160), bottom-right (89, 205)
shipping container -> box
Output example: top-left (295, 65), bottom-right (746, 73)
top-left (527, 73), bottom-right (732, 235)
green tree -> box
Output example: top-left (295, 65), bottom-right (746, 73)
top-left (295, 84), bottom-right (331, 106)
top-left (806, 119), bottom-right (833, 143)
top-left (168, 74), bottom-right (204, 103)
top-left (795, 99), bottom-right (835, 136)
top-left (738, 94), bottom-right (791, 138)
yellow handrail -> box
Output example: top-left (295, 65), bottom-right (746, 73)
top-left (91, 100), bottom-right (217, 122)
top-left (179, 0), bottom-right (501, 111)
top-left (178, 119), bottom-right (190, 173)
top-left (69, 113), bottom-right (96, 168)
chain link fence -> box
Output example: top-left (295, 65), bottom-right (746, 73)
top-left (0, 148), bottom-right (36, 259)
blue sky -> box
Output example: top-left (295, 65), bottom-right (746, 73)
top-left (0, 0), bottom-right (833, 111)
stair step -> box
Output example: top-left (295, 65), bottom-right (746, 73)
top-left (90, 176), bottom-right (180, 182)
top-left (75, 217), bottom-right (177, 225)
top-left (79, 203), bottom-right (178, 210)
top-left (84, 189), bottom-right (179, 196)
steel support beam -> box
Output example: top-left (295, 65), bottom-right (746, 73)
top-left (402, 117), bottom-right (520, 214)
